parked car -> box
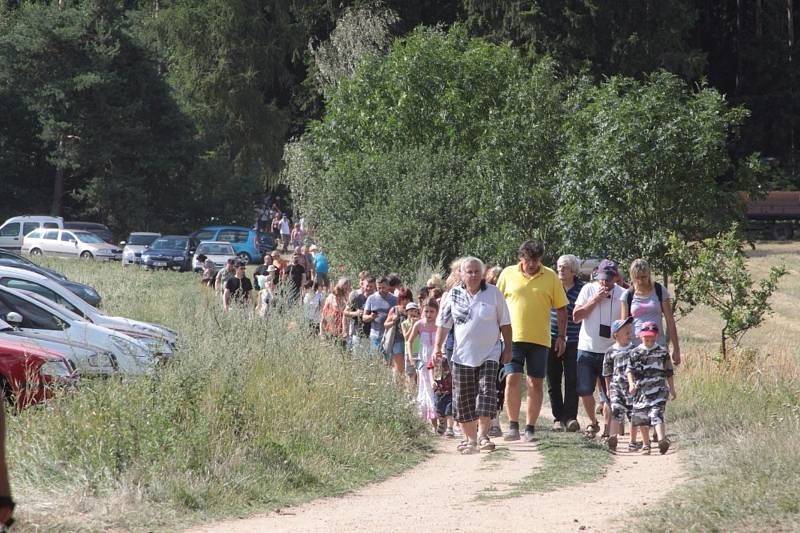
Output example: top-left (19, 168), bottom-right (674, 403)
top-left (190, 226), bottom-right (274, 264)
top-left (0, 249), bottom-right (102, 306)
top-left (0, 319), bottom-right (116, 377)
top-left (63, 221), bottom-right (114, 243)
top-left (121, 232), bottom-right (161, 266)
top-left (0, 285), bottom-right (154, 376)
top-left (0, 215), bottom-right (63, 251)
top-left (192, 241), bottom-right (237, 272)
top-left (0, 266), bottom-right (177, 357)
top-left (22, 229), bottom-right (122, 261)
top-left (0, 335), bottom-right (76, 408)
top-left (141, 235), bottom-right (197, 272)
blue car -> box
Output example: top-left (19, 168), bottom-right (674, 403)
top-left (141, 235), bottom-right (198, 272)
top-left (190, 226), bottom-right (274, 264)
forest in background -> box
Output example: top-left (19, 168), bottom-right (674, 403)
top-left (1, 0), bottom-right (798, 236)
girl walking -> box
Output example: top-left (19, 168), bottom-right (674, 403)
top-left (407, 300), bottom-right (440, 429)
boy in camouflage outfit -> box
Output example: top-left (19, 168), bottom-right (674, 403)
top-left (602, 317), bottom-right (636, 452)
top-left (626, 321), bottom-right (676, 455)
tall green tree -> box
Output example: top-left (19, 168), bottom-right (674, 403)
top-left (557, 71), bottom-right (751, 275)
top-left (285, 26), bottom-right (566, 275)
top-left (0, 0), bottom-right (196, 234)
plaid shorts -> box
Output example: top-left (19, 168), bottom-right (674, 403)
top-left (452, 360), bottom-right (499, 423)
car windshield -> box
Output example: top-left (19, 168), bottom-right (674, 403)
top-left (197, 243), bottom-right (234, 255)
top-left (75, 232), bottom-right (105, 244)
top-left (128, 234), bottom-right (158, 246)
top-left (151, 238), bottom-right (187, 250)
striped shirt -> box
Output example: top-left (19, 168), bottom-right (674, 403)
top-left (550, 279), bottom-right (584, 344)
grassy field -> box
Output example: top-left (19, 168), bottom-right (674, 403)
top-left (6, 259), bottom-right (432, 532)
top-left (643, 241), bottom-right (800, 531)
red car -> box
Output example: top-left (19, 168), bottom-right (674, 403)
top-left (0, 338), bottom-right (76, 408)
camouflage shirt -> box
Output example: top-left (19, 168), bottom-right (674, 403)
top-left (602, 342), bottom-right (634, 402)
top-left (626, 343), bottom-right (673, 408)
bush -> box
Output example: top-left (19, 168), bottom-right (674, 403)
top-left (7, 259), bottom-right (430, 529)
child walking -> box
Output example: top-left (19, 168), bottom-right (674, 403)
top-left (407, 299), bottom-right (439, 429)
top-left (401, 302), bottom-right (421, 394)
top-left (433, 358), bottom-right (455, 437)
top-left (602, 317), bottom-right (637, 452)
top-left (626, 321), bottom-right (677, 455)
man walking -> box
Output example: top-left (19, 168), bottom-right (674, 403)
top-left (310, 245), bottom-right (330, 289)
top-left (572, 259), bottom-right (625, 437)
top-left (223, 262), bottom-right (254, 311)
top-left (434, 257), bottom-right (512, 454)
top-left (497, 240), bottom-right (568, 442)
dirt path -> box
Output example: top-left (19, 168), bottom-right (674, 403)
top-left (188, 425), bottom-right (684, 533)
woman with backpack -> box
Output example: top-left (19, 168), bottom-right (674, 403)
top-left (620, 259), bottom-right (681, 366)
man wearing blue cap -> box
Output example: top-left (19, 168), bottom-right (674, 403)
top-left (572, 259), bottom-right (625, 438)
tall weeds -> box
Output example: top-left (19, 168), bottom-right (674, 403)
top-left (7, 260), bottom-right (430, 530)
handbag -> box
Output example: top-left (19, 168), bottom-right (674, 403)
top-left (381, 306), bottom-right (401, 354)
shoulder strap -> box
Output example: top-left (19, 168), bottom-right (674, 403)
top-left (625, 289), bottom-right (633, 318)
top-left (654, 282), bottom-right (663, 302)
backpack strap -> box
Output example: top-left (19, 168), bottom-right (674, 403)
top-left (654, 282), bottom-right (663, 302)
top-left (626, 283), bottom-right (664, 318)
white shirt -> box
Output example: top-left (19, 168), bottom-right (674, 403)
top-left (437, 283), bottom-right (511, 367)
top-left (280, 218), bottom-right (290, 235)
top-left (575, 282), bottom-right (625, 353)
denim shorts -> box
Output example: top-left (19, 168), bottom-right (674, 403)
top-left (391, 340), bottom-right (405, 356)
top-left (505, 342), bottom-right (549, 378)
top-left (576, 350), bottom-right (607, 397)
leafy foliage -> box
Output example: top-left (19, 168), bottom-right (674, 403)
top-left (667, 225), bottom-right (787, 358)
top-left (557, 72), bottom-right (750, 274)
top-left (285, 26), bottom-right (565, 275)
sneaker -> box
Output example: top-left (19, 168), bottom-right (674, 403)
top-left (456, 439), bottom-right (473, 452)
top-left (628, 441), bottom-right (642, 452)
top-left (478, 436), bottom-right (496, 452)
top-left (524, 428), bottom-right (536, 442)
top-left (658, 438), bottom-right (671, 455)
top-left (444, 428), bottom-right (455, 438)
top-left (607, 435), bottom-right (618, 452)
top-left (641, 444), bottom-right (651, 456)
top-left (488, 425), bottom-right (503, 438)
top-left (565, 419), bottom-right (580, 432)
top-left (553, 420), bottom-right (564, 432)
top-left (503, 427), bottom-right (521, 441)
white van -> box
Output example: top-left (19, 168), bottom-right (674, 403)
top-left (0, 216), bottom-right (63, 251)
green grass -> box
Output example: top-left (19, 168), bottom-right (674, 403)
top-left (477, 428), bottom-right (612, 499)
top-left (640, 240), bottom-right (800, 531)
top-left (6, 259), bottom-right (433, 531)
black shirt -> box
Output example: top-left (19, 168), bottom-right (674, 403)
top-left (286, 264), bottom-right (305, 291)
top-left (224, 276), bottom-right (253, 303)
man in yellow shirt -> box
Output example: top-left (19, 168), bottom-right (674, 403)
top-left (497, 240), bottom-right (568, 442)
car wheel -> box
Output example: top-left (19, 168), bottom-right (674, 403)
top-left (80, 251), bottom-right (94, 260)
top-left (29, 248), bottom-right (42, 257)
top-left (237, 252), bottom-right (251, 264)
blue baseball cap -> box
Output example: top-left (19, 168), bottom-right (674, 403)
top-left (611, 316), bottom-right (634, 334)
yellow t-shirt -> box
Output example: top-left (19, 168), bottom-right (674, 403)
top-left (496, 263), bottom-right (568, 346)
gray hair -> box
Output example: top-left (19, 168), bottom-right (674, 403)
top-left (557, 254), bottom-right (580, 275)
top-left (459, 256), bottom-right (486, 275)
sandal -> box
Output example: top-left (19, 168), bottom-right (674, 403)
top-left (478, 436), bottom-right (496, 452)
top-left (583, 422), bottom-right (600, 438)
top-left (460, 443), bottom-right (479, 455)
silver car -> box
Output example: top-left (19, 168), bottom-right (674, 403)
top-left (22, 229), bottom-right (122, 261)
top-left (121, 232), bottom-right (161, 266)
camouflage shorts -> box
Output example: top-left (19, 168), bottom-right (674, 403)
top-left (631, 405), bottom-right (666, 427)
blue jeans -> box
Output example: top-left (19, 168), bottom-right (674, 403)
top-left (505, 342), bottom-right (549, 378)
top-left (576, 350), bottom-right (607, 397)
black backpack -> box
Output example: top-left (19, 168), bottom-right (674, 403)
top-left (625, 282), bottom-right (663, 318)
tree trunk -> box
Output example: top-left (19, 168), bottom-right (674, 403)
top-left (720, 326), bottom-right (727, 360)
top-left (789, 0), bottom-right (796, 173)
top-left (50, 137), bottom-right (65, 216)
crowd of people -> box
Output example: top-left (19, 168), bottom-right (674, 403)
top-left (198, 236), bottom-right (681, 457)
